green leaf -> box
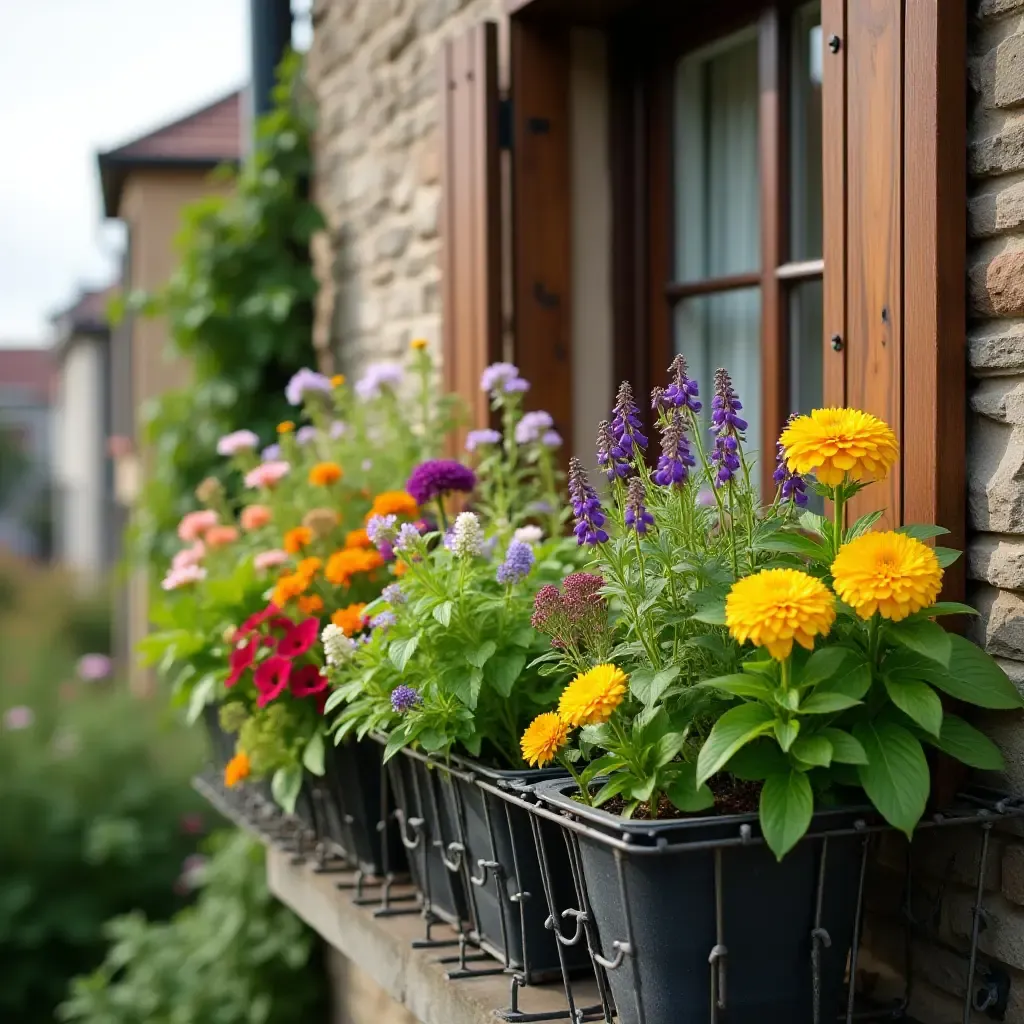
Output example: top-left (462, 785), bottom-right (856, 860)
top-left (798, 647), bottom-right (851, 689)
top-left (809, 661), bottom-right (872, 702)
top-left (271, 766), bottom-right (303, 815)
top-left (775, 718), bottom-right (800, 752)
top-left (696, 703), bottom-right (776, 786)
top-left (929, 715), bottom-right (1005, 771)
top-left (821, 728), bottom-right (868, 764)
top-left (854, 721), bottom-right (930, 836)
top-left (847, 510), bottom-right (885, 539)
top-left (799, 691), bottom-right (863, 714)
top-left (759, 770), bottom-right (814, 860)
top-left (467, 640), bottom-right (497, 669)
top-left (383, 729), bottom-right (411, 763)
top-left (915, 602), bottom-right (979, 619)
top-left (792, 735), bottom-right (833, 768)
top-left (726, 740), bottom-right (789, 780)
top-left (897, 524), bottom-right (950, 541)
top-left (432, 601), bottom-right (453, 627)
top-left (485, 652), bottom-right (526, 698)
top-left (697, 673), bottom-right (773, 699)
top-left (389, 635), bottom-right (419, 674)
top-left (882, 674), bottom-right (943, 736)
top-left (933, 547), bottom-right (962, 568)
top-left (592, 773), bottom-right (635, 807)
top-left (186, 673), bottom-right (218, 725)
top-left (690, 601), bottom-right (727, 626)
top-left (887, 617), bottom-right (952, 667)
top-left (654, 731), bottom-right (685, 767)
top-left (930, 635), bottom-right (1024, 710)
top-left (758, 533), bottom-right (830, 560)
top-left (302, 733), bottom-right (325, 776)
top-left (630, 666), bottom-right (681, 706)
top-left (666, 763), bottom-right (715, 812)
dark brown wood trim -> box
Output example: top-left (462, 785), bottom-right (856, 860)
top-left (759, 6), bottom-right (790, 496)
top-left (902, 0), bottom-right (966, 597)
top-left (665, 273), bottom-right (763, 302)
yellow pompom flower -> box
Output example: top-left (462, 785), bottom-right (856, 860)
top-left (309, 461), bottom-right (343, 486)
top-left (331, 374), bottom-right (345, 387)
top-left (779, 408), bottom-right (899, 487)
top-left (521, 712), bottom-right (569, 768)
top-left (410, 338), bottom-right (429, 351)
top-left (832, 531), bottom-right (943, 621)
top-left (277, 421), bottom-right (295, 434)
top-left (726, 568), bottom-right (836, 660)
top-left (558, 664), bottom-right (628, 728)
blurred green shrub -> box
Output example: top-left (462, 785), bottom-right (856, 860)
top-left (58, 831), bottom-right (328, 1024)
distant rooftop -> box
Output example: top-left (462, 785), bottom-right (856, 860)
top-left (0, 349), bottom-right (54, 404)
top-left (98, 90), bottom-right (243, 217)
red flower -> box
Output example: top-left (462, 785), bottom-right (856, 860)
top-left (238, 604), bottom-right (280, 637)
top-left (254, 656), bottom-right (292, 707)
top-left (290, 664), bottom-right (329, 698)
top-left (315, 691), bottom-right (329, 715)
top-left (277, 617), bottom-right (319, 659)
top-left (226, 638), bottom-right (257, 686)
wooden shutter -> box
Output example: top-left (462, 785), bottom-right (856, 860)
top-left (440, 22), bottom-right (501, 446)
top-left (821, 0), bottom-right (966, 598)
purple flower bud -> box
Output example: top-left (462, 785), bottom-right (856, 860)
top-left (610, 382), bottom-right (648, 456)
top-left (496, 540), bottom-right (535, 584)
top-left (465, 428), bottom-right (502, 452)
top-left (390, 685), bottom-right (420, 713)
top-left (480, 362), bottom-right (521, 393)
top-left (568, 457), bottom-right (609, 546)
top-left (774, 416), bottom-right (808, 507)
top-left (597, 420), bottom-right (629, 481)
top-left (624, 477), bottom-right (654, 534)
top-left (406, 460), bottom-right (476, 505)
top-left (663, 355), bottom-right (702, 413)
top-left (653, 411), bottom-right (696, 488)
top-left (711, 368), bottom-right (747, 435)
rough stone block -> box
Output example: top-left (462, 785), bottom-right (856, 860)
top-left (970, 321), bottom-right (1024, 376)
top-left (374, 227), bottom-right (411, 260)
top-left (971, 31), bottom-right (1024, 110)
top-left (970, 533), bottom-right (1024, 589)
top-left (979, 0), bottom-right (1024, 18)
top-left (970, 177), bottom-right (1024, 237)
top-left (1004, 843), bottom-right (1024, 905)
top-left (916, 827), bottom-right (1003, 891)
top-left (970, 242), bottom-right (1024, 317)
top-left (945, 889), bottom-right (1024, 971)
top-left (967, 392), bottom-right (1024, 533)
top-left (413, 188), bottom-right (439, 238)
top-left (971, 114), bottom-right (1024, 178)
top-left (971, 583), bottom-right (1024, 659)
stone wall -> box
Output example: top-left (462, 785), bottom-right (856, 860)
top-left (307, 0), bottom-right (507, 375)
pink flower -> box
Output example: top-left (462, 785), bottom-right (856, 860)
top-left (178, 510), bottom-right (218, 542)
top-left (254, 549), bottom-right (289, 573)
top-left (290, 664), bottom-right (329, 698)
top-left (172, 542), bottom-right (206, 570)
top-left (241, 505), bottom-right (272, 531)
top-left (245, 461), bottom-right (291, 490)
top-left (76, 654), bottom-right (112, 682)
top-left (226, 638), bottom-right (257, 686)
top-left (161, 565), bottom-right (207, 590)
top-left (276, 618), bottom-right (319, 659)
top-left (3, 706), bottom-right (34, 730)
top-left (205, 525), bottom-right (239, 549)
top-left (254, 656), bottom-right (292, 707)
top-left (217, 429), bottom-right (260, 457)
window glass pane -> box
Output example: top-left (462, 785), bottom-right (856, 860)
top-left (675, 29), bottom-right (760, 282)
top-left (675, 288), bottom-right (762, 464)
top-left (789, 278), bottom-right (823, 416)
top-left (790, 2), bottom-right (823, 261)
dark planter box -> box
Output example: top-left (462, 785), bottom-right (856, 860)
top-left (201, 704), bottom-right (235, 771)
top-left (380, 740), bottom-right (469, 927)
top-left (448, 755), bottom-right (591, 982)
top-left (534, 778), bottom-right (867, 1024)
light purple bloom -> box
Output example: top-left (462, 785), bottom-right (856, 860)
top-left (261, 444), bottom-right (281, 462)
top-left (216, 430), bottom-right (260, 457)
top-left (390, 685), bottom-right (420, 713)
top-left (77, 653), bottom-right (113, 682)
top-left (394, 522), bottom-right (422, 552)
top-left (355, 362), bottom-right (403, 400)
top-left (465, 428), bottom-right (502, 452)
top-left (330, 420), bottom-right (347, 439)
top-left (496, 540), bottom-right (535, 585)
top-left (504, 377), bottom-right (531, 393)
top-left (286, 368), bottom-right (333, 406)
top-left (514, 410), bottom-right (554, 445)
top-left (480, 362), bottom-right (521, 393)
top-left (542, 430), bottom-right (562, 449)
top-left (296, 425), bottom-right (317, 445)
top-left (362, 459), bottom-right (373, 471)
top-left (366, 514), bottom-right (398, 547)
top-left (382, 583), bottom-right (406, 605)
top-left (3, 706), bottom-right (34, 731)
top-left (371, 610), bottom-right (397, 630)
top-left (406, 460), bottom-right (476, 505)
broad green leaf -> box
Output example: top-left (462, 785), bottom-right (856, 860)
top-left (821, 728), bottom-right (868, 764)
top-left (799, 691), bottom-right (863, 714)
top-left (929, 635), bottom-right (1024, 710)
top-left (666, 763), bottom-right (715, 813)
top-left (630, 775), bottom-right (657, 803)
top-left (928, 714), bottom-right (1005, 771)
top-left (697, 673), bottom-right (773, 699)
top-left (887, 617), bottom-right (951, 667)
top-left (915, 602), bottom-right (979, 619)
top-left (854, 721), bottom-right (930, 836)
top-left (847, 510), bottom-right (885, 539)
top-left (467, 640), bottom-right (497, 669)
top-left (323, 688), bottom-right (347, 713)
top-left (271, 766), bottom-right (303, 814)
top-left (592, 773), bottom-right (635, 807)
top-left (727, 740), bottom-right (789, 780)
top-left (690, 602), bottom-right (727, 626)
top-left (389, 635), bottom-right (419, 674)
top-left (654, 731), bottom-right (685, 767)
top-left (808, 661), bottom-right (872, 702)
top-left (799, 510), bottom-right (828, 535)
top-left (186, 673), bottom-right (218, 725)
top-left (792, 735), bottom-right (833, 768)
top-left (760, 770), bottom-right (814, 860)
top-left (775, 718), bottom-right (800, 752)
top-left (696, 703), bottom-right (776, 786)
top-left (433, 601), bottom-right (453, 627)
top-left (630, 666), bottom-right (681, 706)
top-left (882, 674), bottom-right (943, 736)
top-left (485, 652), bottom-right (526, 697)
top-left (758, 533), bottom-right (830, 560)
top-left (897, 524), bottom-right (950, 541)
top-left (934, 547), bottom-right (961, 568)
top-left (302, 733), bottom-right (325, 776)
top-left (383, 729), bottom-right (411, 763)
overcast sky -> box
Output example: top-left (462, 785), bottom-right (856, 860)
top-left (0, 0), bottom-right (256, 346)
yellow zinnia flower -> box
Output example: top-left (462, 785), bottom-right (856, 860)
top-left (410, 338), bottom-right (429, 351)
top-left (726, 568), bottom-right (836, 660)
top-left (779, 408), bottom-right (899, 487)
top-left (277, 421), bottom-right (295, 434)
top-left (224, 751), bottom-right (251, 788)
top-left (331, 374), bottom-right (345, 387)
top-left (558, 664), bottom-right (628, 727)
top-left (521, 712), bottom-right (569, 768)
top-left (832, 531), bottom-right (943, 621)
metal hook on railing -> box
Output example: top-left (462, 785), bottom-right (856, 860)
top-left (545, 907), bottom-right (588, 946)
top-left (709, 943), bottom-right (728, 1019)
top-left (593, 939), bottom-right (632, 971)
top-left (393, 808), bottom-right (423, 850)
top-left (440, 840), bottom-right (465, 872)
top-left (470, 857), bottom-right (501, 886)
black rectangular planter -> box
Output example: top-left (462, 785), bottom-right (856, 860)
top-left (534, 778), bottom-right (867, 1024)
top-left (448, 756), bottom-right (591, 982)
top-left (201, 704), bottom-right (236, 771)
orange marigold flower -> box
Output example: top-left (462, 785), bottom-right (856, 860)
top-left (325, 548), bottom-right (385, 586)
top-left (393, 560), bottom-right (409, 577)
top-left (272, 571), bottom-right (310, 607)
top-left (225, 751), bottom-right (251, 788)
top-left (331, 374), bottom-right (345, 387)
top-left (277, 421), bottom-right (295, 434)
top-left (296, 556), bottom-right (322, 579)
top-left (331, 602), bottom-right (368, 635)
top-left (345, 528), bottom-right (371, 549)
top-left (298, 594), bottom-right (324, 615)
top-left (368, 490), bottom-right (419, 520)
top-left (309, 461), bottom-right (343, 487)
top-left (284, 526), bottom-right (313, 554)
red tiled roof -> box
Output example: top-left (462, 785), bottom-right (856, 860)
top-left (0, 349), bottom-right (54, 404)
top-left (98, 90), bottom-right (243, 217)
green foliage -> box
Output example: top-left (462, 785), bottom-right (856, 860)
top-left (130, 51), bottom-right (322, 569)
top-left (58, 831), bottom-right (328, 1024)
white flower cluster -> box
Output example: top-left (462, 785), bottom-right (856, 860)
top-left (322, 623), bottom-right (357, 666)
top-left (513, 525), bottom-right (544, 545)
top-left (451, 511), bottom-right (484, 558)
